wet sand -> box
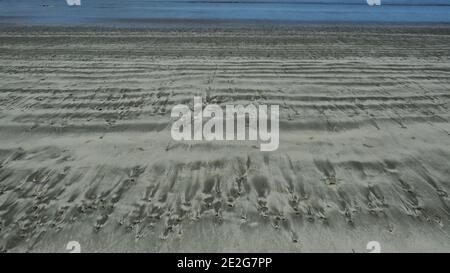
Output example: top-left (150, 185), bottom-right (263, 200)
top-left (0, 25), bottom-right (449, 252)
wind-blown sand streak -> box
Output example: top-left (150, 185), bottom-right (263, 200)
top-left (0, 26), bottom-right (449, 252)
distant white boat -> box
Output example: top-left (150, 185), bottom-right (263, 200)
top-left (66, 0), bottom-right (81, 6)
top-left (366, 0), bottom-right (381, 6)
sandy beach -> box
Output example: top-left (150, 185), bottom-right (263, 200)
top-left (0, 25), bottom-right (449, 252)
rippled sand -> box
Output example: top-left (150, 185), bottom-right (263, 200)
top-left (0, 26), bottom-right (449, 252)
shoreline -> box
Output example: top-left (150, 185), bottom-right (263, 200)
top-left (2, 20), bottom-right (450, 31)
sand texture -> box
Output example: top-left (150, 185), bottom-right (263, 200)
top-left (0, 26), bottom-right (449, 252)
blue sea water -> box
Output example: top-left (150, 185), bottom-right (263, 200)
top-left (0, 0), bottom-right (449, 27)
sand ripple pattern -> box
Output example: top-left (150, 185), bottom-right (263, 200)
top-left (0, 26), bottom-right (449, 252)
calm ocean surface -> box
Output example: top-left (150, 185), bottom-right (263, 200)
top-left (1, 0), bottom-right (450, 27)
